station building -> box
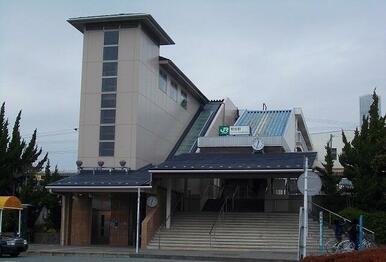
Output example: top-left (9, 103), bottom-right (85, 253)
top-left (48, 13), bottom-right (323, 252)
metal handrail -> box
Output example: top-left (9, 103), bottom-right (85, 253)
top-left (209, 186), bottom-right (239, 247)
top-left (311, 202), bottom-right (375, 236)
top-left (200, 183), bottom-right (223, 210)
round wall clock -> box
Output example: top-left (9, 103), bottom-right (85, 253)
top-left (252, 137), bottom-right (264, 151)
top-left (146, 196), bottom-right (159, 208)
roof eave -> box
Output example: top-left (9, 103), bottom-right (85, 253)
top-left (149, 168), bottom-right (310, 173)
top-left (67, 14), bottom-right (175, 45)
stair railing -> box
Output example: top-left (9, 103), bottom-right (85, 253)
top-left (157, 193), bottom-right (184, 249)
top-left (200, 183), bottom-right (223, 210)
top-left (209, 185), bottom-right (239, 247)
top-left (311, 202), bottom-right (375, 242)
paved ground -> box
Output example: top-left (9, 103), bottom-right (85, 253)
top-left (20, 244), bottom-right (298, 262)
top-left (0, 254), bottom-right (201, 262)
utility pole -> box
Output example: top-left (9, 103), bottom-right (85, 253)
top-left (303, 157), bottom-right (308, 257)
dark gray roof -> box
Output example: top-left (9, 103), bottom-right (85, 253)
top-left (68, 13), bottom-right (174, 45)
top-left (151, 152), bottom-right (316, 171)
top-left (159, 56), bottom-right (209, 104)
top-left (48, 165), bottom-right (152, 188)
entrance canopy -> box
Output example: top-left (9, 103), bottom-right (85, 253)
top-left (150, 152), bottom-right (316, 177)
top-left (0, 196), bottom-right (22, 210)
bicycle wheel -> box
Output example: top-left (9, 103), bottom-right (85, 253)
top-left (336, 240), bottom-right (355, 253)
top-left (361, 238), bottom-right (376, 249)
top-left (325, 239), bottom-right (338, 254)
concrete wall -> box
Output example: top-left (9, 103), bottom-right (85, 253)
top-left (205, 98), bottom-right (238, 137)
top-left (311, 130), bottom-right (355, 171)
top-left (78, 26), bottom-right (201, 169)
top-left (283, 111), bottom-right (296, 152)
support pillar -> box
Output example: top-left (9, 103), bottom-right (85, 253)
top-left (60, 194), bottom-right (72, 246)
top-left (0, 209), bottom-right (3, 235)
top-left (17, 209), bottom-right (21, 236)
top-left (166, 178), bottom-right (172, 229)
top-left (136, 188), bottom-right (141, 254)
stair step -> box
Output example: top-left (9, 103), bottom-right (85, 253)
top-left (148, 212), bottom-right (332, 252)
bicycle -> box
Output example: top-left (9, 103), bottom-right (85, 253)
top-left (325, 238), bottom-right (354, 254)
top-left (325, 237), bottom-right (376, 254)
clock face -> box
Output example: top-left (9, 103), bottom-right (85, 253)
top-left (252, 138), bottom-right (264, 151)
top-left (146, 196), bottom-right (158, 208)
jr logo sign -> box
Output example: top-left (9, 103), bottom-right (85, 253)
top-left (218, 126), bottom-right (230, 136)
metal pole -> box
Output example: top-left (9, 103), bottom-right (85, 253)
top-left (319, 211), bottom-right (324, 253)
top-left (0, 209), bottom-right (3, 235)
top-left (18, 209), bottom-right (22, 237)
top-left (136, 188), bottom-right (141, 254)
top-left (359, 215), bottom-right (364, 250)
top-left (303, 157), bottom-right (308, 257)
top-left (166, 178), bottom-right (172, 229)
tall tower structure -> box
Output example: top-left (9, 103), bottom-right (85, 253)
top-left (69, 14), bottom-right (206, 169)
top-left (359, 94), bottom-right (382, 126)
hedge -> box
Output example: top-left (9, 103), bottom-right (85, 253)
top-left (339, 208), bottom-right (386, 244)
top-left (302, 248), bottom-right (386, 262)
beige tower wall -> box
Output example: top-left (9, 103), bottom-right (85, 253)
top-left (78, 26), bottom-right (201, 169)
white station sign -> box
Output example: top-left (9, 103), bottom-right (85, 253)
top-left (297, 171), bottom-right (322, 196)
top-left (229, 125), bottom-right (250, 136)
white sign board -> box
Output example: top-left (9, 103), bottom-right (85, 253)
top-left (230, 126), bottom-right (250, 136)
top-left (297, 171), bottom-right (322, 196)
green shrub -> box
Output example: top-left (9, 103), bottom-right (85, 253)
top-left (339, 208), bottom-right (386, 244)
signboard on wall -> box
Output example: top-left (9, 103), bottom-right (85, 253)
top-left (230, 126), bottom-right (250, 136)
top-left (218, 126), bottom-right (230, 136)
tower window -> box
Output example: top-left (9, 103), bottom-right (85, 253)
top-left (101, 94), bottom-right (116, 108)
top-left (159, 70), bottom-right (167, 93)
top-left (99, 142), bottom-right (114, 156)
top-left (102, 62), bottom-right (118, 76)
top-left (170, 81), bottom-right (178, 101)
top-left (104, 31), bottom-right (119, 45)
top-left (103, 46), bottom-right (118, 61)
top-left (102, 77), bottom-right (117, 92)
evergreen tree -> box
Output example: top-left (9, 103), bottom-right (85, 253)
top-left (316, 142), bottom-right (339, 196)
top-left (0, 102), bottom-right (47, 194)
top-left (339, 91), bottom-right (386, 211)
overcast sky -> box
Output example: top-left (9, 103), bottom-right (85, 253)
top-left (1, 0), bottom-right (385, 171)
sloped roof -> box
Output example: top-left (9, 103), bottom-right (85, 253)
top-left (151, 152), bottom-right (316, 172)
top-left (47, 165), bottom-right (152, 191)
top-left (159, 56), bottom-right (208, 104)
top-left (68, 13), bottom-right (174, 45)
top-left (235, 110), bottom-right (291, 137)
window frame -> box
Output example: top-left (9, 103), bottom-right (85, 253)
top-left (99, 125), bottom-right (115, 140)
top-left (159, 70), bottom-right (167, 93)
top-left (102, 62), bottom-right (118, 77)
top-left (101, 77), bottom-right (117, 92)
top-left (103, 31), bottom-right (119, 46)
top-left (103, 46), bottom-right (118, 61)
top-left (100, 109), bottom-right (116, 124)
top-left (99, 141), bottom-right (115, 157)
top-left (169, 81), bottom-right (178, 102)
top-left (101, 93), bottom-right (117, 108)
top-left (180, 90), bottom-right (188, 109)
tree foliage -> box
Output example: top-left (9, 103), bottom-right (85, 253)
top-left (0, 102), bottom-right (61, 231)
top-left (316, 142), bottom-right (339, 196)
top-left (339, 91), bottom-right (386, 211)
top-left (0, 102), bottom-right (48, 194)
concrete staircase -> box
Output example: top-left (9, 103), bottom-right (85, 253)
top-left (147, 212), bottom-right (334, 253)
